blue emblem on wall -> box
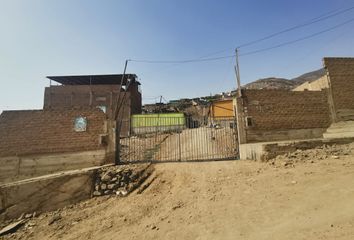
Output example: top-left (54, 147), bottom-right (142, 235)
top-left (74, 116), bottom-right (87, 132)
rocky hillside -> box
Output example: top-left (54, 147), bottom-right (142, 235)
top-left (243, 68), bottom-right (326, 90)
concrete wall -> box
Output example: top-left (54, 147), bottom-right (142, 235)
top-left (324, 57), bottom-right (354, 121)
top-left (236, 89), bottom-right (331, 143)
top-left (0, 168), bottom-right (97, 221)
top-left (0, 150), bottom-right (106, 183)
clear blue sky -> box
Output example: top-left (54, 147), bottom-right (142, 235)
top-left (1, 0), bottom-right (354, 112)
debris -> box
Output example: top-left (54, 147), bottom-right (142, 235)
top-left (0, 220), bottom-right (25, 236)
top-left (116, 189), bottom-right (128, 196)
top-left (48, 215), bottom-right (61, 225)
top-left (93, 164), bottom-right (153, 197)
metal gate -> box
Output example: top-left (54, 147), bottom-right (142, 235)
top-left (118, 116), bottom-right (238, 163)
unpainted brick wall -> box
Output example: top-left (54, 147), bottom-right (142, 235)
top-left (44, 85), bottom-right (134, 119)
top-left (323, 57), bottom-right (354, 120)
top-left (239, 89), bottom-right (331, 142)
top-left (43, 85), bottom-right (135, 120)
top-left (0, 109), bottom-right (106, 157)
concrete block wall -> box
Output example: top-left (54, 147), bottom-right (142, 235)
top-left (237, 89), bottom-right (331, 143)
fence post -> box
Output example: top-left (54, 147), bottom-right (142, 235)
top-left (178, 130), bottom-right (181, 161)
top-left (115, 121), bottom-right (120, 165)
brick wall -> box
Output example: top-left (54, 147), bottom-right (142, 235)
top-left (323, 57), bottom-right (354, 121)
top-left (43, 84), bottom-right (140, 119)
top-left (237, 89), bottom-right (331, 143)
top-left (0, 109), bottom-right (106, 157)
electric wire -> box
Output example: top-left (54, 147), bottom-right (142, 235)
top-left (236, 5), bottom-right (354, 48)
top-left (240, 16), bottom-right (354, 57)
top-left (130, 16), bottom-right (354, 63)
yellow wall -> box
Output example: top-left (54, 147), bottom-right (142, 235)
top-left (210, 99), bottom-right (234, 117)
top-left (292, 76), bottom-right (329, 91)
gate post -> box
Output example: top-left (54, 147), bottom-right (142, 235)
top-left (115, 121), bottom-right (120, 165)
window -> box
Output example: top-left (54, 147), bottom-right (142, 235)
top-left (245, 116), bottom-right (253, 127)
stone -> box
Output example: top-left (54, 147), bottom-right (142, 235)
top-left (95, 185), bottom-right (100, 191)
top-left (101, 174), bottom-right (112, 182)
top-left (25, 213), bottom-right (33, 219)
top-left (104, 190), bottom-right (112, 195)
top-left (101, 184), bottom-right (107, 190)
top-left (93, 191), bottom-right (102, 196)
top-left (116, 189), bottom-right (128, 196)
top-left (107, 184), bottom-right (117, 190)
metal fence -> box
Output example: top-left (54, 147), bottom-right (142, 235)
top-left (118, 116), bottom-right (239, 163)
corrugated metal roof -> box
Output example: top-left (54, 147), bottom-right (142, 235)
top-left (46, 74), bottom-right (140, 85)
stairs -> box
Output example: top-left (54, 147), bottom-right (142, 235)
top-left (323, 121), bottom-right (354, 139)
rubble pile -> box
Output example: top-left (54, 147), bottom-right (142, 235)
top-left (93, 163), bottom-right (153, 197)
top-left (270, 144), bottom-right (353, 166)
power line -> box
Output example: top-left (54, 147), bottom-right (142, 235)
top-left (167, 5), bottom-right (354, 60)
top-left (130, 54), bottom-right (235, 64)
top-left (131, 4), bottom-right (354, 64)
top-left (236, 5), bottom-right (354, 48)
top-left (130, 16), bottom-right (354, 64)
top-left (240, 16), bottom-right (354, 57)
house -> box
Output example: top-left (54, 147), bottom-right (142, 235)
top-left (44, 74), bottom-right (142, 120)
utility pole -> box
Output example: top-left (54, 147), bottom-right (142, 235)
top-left (114, 59), bottom-right (129, 120)
top-left (233, 47), bottom-right (244, 153)
top-left (234, 48), bottom-right (242, 97)
top-left (114, 59), bottom-right (129, 165)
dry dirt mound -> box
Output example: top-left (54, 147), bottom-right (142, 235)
top-left (269, 143), bottom-right (353, 168)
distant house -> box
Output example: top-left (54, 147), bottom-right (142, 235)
top-left (44, 74), bottom-right (142, 120)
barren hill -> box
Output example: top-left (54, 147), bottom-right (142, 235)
top-left (244, 68), bottom-right (326, 90)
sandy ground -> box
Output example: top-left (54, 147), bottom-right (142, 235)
top-left (2, 146), bottom-right (354, 240)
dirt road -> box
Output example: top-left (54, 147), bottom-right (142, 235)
top-left (155, 127), bottom-right (237, 161)
top-left (2, 151), bottom-right (354, 240)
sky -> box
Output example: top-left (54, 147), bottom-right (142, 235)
top-left (1, 0), bottom-right (354, 112)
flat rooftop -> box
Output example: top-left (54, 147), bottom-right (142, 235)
top-left (47, 74), bottom-right (140, 85)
